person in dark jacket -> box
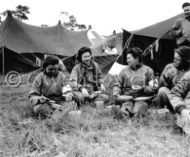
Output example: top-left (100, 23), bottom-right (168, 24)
top-left (158, 46), bottom-right (190, 113)
top-left (169, 70), bottom-right (190, 134)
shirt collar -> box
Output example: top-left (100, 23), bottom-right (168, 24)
top-left (129, 63), bottom-right (142, 71)
top-left (82, 62), bottom-right (93, 69)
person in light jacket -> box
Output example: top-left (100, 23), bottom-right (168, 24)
top-left (28, 55), bottom-right (74, 119)
top-left (113, 47), bottom-right (156, 118)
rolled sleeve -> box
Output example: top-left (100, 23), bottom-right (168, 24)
top-left (28, 74), bottom-right (42, 106)
top-left (170, 19), bottom-right (182, 38)
top-left (70, 65), bottom-right (83, 90)
top-left (113, 69), bottom-right (124, 94)
top-left (143, 67), bottom-right (156, 94)
top-left (159, 65), bottom-right (170, 87)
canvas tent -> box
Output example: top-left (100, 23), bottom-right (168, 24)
top-left (104, 13), bottom-right (184, 88)
top-left (120, 13), bottom-right (184, 74)
top-left (0, 12), bottom-right (120, 74)
top-left (132, 13), bottom-right (183, 38)
top-left (91, 33), bottom-right (123, 74)
top-left (63, 30), bottom-right (122, 73)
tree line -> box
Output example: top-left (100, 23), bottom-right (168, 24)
top-left (0, 5), bottom-right (90, 31)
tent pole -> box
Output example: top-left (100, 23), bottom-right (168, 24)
top-left (2, 46), bottom-right (5, 76)
top-left (103, 33), bottom-right (134, 82)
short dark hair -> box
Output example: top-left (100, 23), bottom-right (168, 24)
top-left (42, 55), bottom-right (59, 69)
top-left (175, 46), bottom-right (190, 70)
top-left (76, 47), bottom-right (92, 62)
top-left (123, 47), bottom-right (143, 63)
top-left (175, 46), bottom-right (190, 62)
top-left (182, 2), bottom-right (190, 9)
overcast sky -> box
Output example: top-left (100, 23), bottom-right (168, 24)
top-left (0, 0), bottom-right (185, 35)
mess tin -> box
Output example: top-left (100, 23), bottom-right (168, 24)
top-left (117, 95), bottom-right (133, 101)
top-left (133, 96), bottom-right (152, 102)
top-left (117, 95), bottom-right (152, 102)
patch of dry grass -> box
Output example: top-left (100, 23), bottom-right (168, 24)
top-left (1, 84), bottom-right (190, 157)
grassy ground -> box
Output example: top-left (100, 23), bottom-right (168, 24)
top-left (0, 84), bottom-right (190, 157)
